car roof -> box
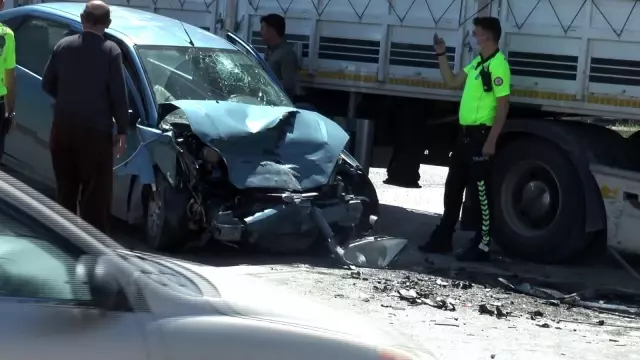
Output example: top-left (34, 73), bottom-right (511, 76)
top-left (34, 2), bottom-right (236, 49)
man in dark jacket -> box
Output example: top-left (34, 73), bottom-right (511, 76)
top-left (260, 13), bottom-right (298, 100)
top-left (42, 0), bottom-right (128, 234)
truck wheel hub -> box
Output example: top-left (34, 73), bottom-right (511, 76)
top-left (502, 161), bottom-right (560, 237)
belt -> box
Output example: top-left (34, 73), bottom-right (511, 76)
top-left (460, 124), bottom-right (490, 133)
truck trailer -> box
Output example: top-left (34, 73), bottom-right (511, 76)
top-left (20, 0), bottom-right (640, 263)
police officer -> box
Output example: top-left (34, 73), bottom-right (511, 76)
top-left (260, 13), bottom-right (299, 100)
top-left (0, 0), bottom-right (16, 161)
top-left (419, 16), bottom-right (510, 262)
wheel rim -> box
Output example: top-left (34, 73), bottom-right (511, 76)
top-left (500, 160), bottom-right (561, 239)
top-left (147, 190), bottom-right (163, 243)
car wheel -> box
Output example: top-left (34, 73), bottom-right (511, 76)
top-left (346, 170), bottom-right (380, 236)
top-left (491, 137), bottom-right (588, 263)
top-left (144, 175), bottom-right (184, 252)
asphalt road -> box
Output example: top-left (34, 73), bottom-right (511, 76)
top-left (123, 165), bottom-right (640, 360)
top-left (5, 163), bottom-right (640, 360)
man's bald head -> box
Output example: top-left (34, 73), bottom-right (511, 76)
top-left (81, 0), bottom-right (111, 32)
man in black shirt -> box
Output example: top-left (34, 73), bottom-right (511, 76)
top-left (42, 0), bottom-right (128, 234)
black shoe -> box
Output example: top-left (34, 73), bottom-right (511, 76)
top-left (455, 236), bottom-right (491, 262)
top-left (418, 226), bottom-right (454, 254)
top-left (383, 178), bottom-right (421, 188)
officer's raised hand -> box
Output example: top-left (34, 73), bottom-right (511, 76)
top-left (433, 33), bottom-right (446, 54)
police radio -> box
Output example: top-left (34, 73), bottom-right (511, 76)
top-left (475, 49), bottom-right (500, 93)
top-left (477, 64), bottom-right (493, 93)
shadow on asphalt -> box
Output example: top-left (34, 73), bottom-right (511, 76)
top-left (112, 203), bottom-right (640, 297)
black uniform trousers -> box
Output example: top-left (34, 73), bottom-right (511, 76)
top-left (441, 124), bottom-right (492, 247)
top-left (50, 118), bottom-right (114, 235)
top-left (0, 100), bottom-right (9, 163)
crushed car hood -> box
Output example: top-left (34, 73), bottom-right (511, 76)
top-left (171, 100), bottom-right (349, 190)
top-left (115, 100), bottom-right (350, 190)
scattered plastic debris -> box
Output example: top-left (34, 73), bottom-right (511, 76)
top-left (498, 277), bottom-right (640, 316)
top-left (479, 304), bottom-right (495, 316)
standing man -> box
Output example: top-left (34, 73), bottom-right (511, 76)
top-left (42, 0), bottom-right (128, 234)
top-left (260, 13), bottom-right (299, 100)
top-left (419, 16), bottom-right (510, 262)
top-left (0, 0), bottom-right (16, 162)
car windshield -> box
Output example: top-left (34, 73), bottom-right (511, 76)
top-left (137, 46), bottom-right (293, 107)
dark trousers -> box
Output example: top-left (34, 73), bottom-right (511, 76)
top-left (50, 119), bottom-right (114, 235)
top-left (386, 106), bottom-right (425, 184)
top-left (0, 100), bottom-right (9, 163)
top-left (440, 125), bottom-right (492, 246)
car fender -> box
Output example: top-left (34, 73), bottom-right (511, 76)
top-left (152, 316), bottom-right (379, 360)
top-left (114, 123), bottom-right (178, 187)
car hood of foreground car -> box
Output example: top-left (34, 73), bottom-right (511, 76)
top-left (144, 253), bottom-right (435, 357)
top-left (172, 258), bottom-right (390, 340)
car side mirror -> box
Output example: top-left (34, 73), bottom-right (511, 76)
top-left (75, 255), bottom-right (122, 311)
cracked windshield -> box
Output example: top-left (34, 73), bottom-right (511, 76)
top-left (138, 46), bottom-right (292, 107)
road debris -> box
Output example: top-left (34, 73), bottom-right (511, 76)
top-left (479, 304), bottom-right (495, 316)
top-left (277, 264), bottom-right (638, 338)
top-left (530, 310), bottom-right (545, 320)
top-left (496, 306), bottom-right (508, 319)
top-left (498, 277), bottom-right (640, 316)
top-left (434, 321), bottom-right (460, 327)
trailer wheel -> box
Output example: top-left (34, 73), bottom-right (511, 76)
top-left (491, 137), bottom-right (588, 263)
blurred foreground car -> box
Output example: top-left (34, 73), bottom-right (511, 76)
top-left (0, 3), bottom-right (379, 256)
top-left (0, 171), bottom-right (432, 360)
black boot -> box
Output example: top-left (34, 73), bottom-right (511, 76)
top-left (418, 225), bottom-right (454, 254)
top-left (455, 233), bottom-right (491, 262)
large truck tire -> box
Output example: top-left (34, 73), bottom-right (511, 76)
top-left (491, 137), bottom-right (590, 263)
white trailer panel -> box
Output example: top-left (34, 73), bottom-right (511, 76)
top-left (226, 0), bottom-right (640, 119)
top-left (591, 164), bottom-right (640, 255)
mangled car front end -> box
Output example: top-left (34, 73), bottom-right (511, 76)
top-left (118, 100), bottom-right (379, 257)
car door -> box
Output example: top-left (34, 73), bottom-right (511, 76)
top-left (6, 16), bottom-right (73, 186)
top-left (0, 198), bottom-right (150, 360)
top-left (111, 68), bottom-right (146, 220)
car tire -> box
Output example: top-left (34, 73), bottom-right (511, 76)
top-left (144, 174), bottom-right (184, 252)
top-left (491, 137), bottom-right (588, 263)
top-left (343, 169), bottom-right (380, 237)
